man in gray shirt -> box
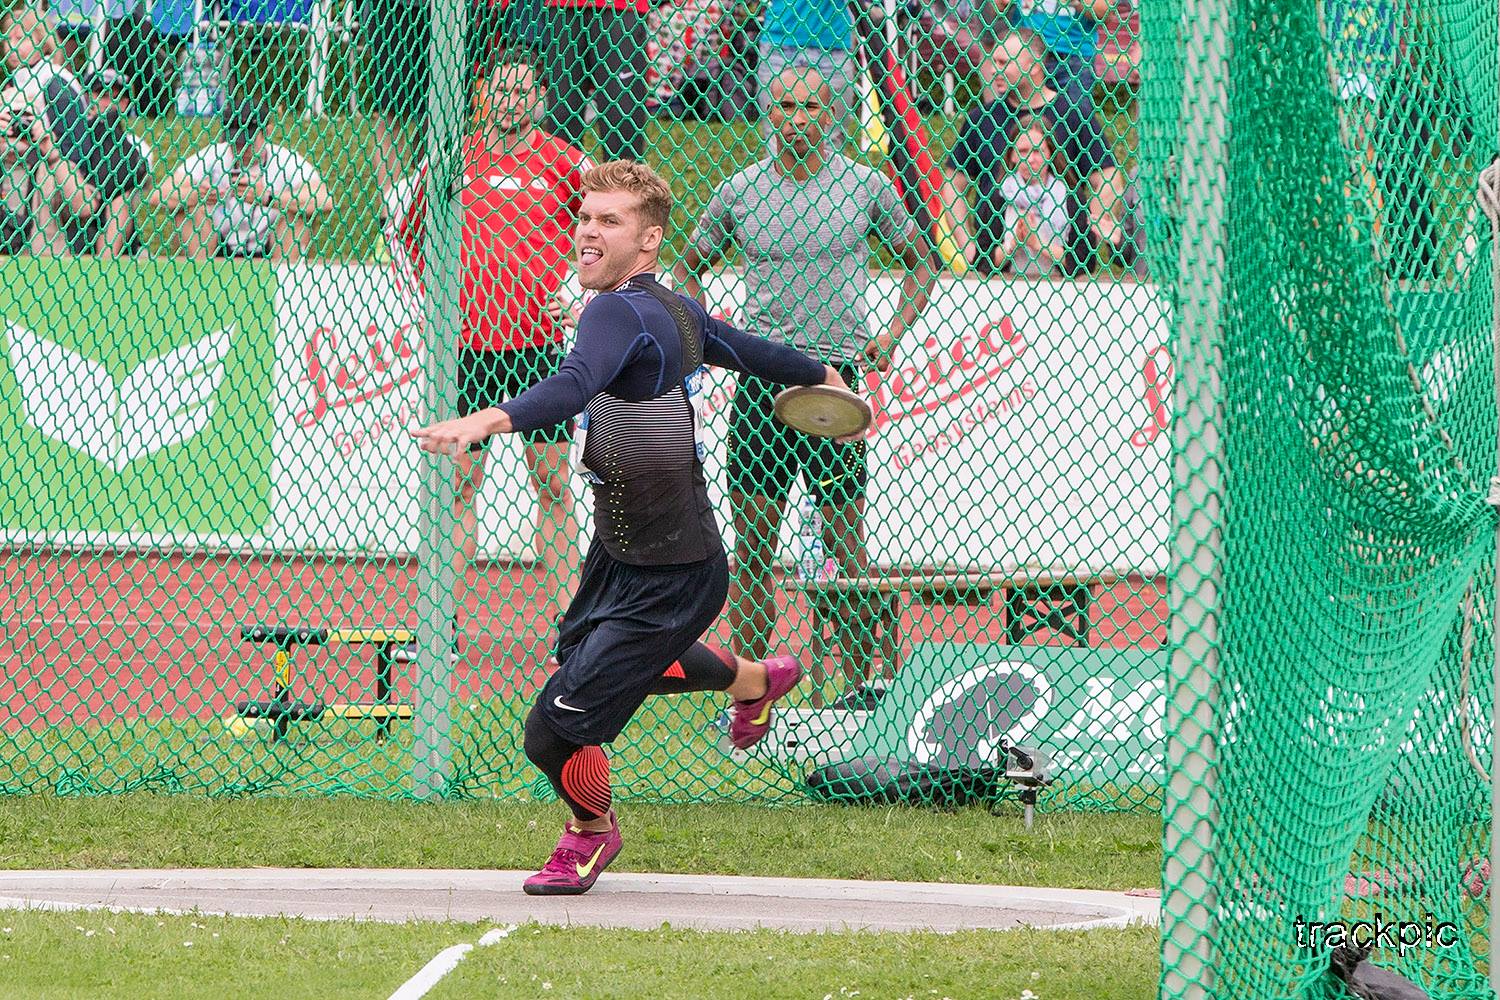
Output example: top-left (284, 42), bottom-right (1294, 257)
top-left (676, 66), bottom-right (934, 708)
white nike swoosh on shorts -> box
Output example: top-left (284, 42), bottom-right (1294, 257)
top-left (553, 696), bottom-right (587, 713)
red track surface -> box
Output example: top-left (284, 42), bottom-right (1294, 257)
top-left (3, 550), bottom-right (1165, 731)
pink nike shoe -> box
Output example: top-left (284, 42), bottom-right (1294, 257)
top-left (522, 811), bottom-right (622, 896)
top-left (729, 655), bottom-right (803, 750)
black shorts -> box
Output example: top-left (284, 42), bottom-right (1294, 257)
top-left (727, 362), bottom-right (867, 507)
top-left (364, 0), bottom-right (540, 121)
top-left (458, 345), bottom-right (571, 448)
top-left (0, 210), bottom-right (28, 255)
top-left (538, 542), bottom-right (730, 745)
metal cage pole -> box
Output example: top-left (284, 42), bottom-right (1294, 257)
top-left (411, 0), bottom-right (466, 800)
top-left (1161, 0), bottom-right (1229, 992)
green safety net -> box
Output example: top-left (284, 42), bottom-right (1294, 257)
top-left (0, 0), bottom-right (1166, 806)
top-left (1143, 0), bottom-right (1500, 994)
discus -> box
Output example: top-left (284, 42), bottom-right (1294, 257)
top-left (773, 384), bottom-right (873, 439)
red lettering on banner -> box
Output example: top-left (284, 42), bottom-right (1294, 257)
top-left (1130, 345), bottom-right (1172, 448)
top-left (864, 316), bottom-right (1026, 434)
top-left (890, 378), bottom-right (1039, 471)
top-left (295, 321), bottom-right (422, 427)
top-left (331, 401), bottom-right (421, 459)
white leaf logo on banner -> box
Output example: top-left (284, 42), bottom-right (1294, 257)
top-left (6, 322), bottom-right (234, 471)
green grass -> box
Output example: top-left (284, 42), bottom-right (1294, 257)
top-left (0, 695), bottom-right (1161, 810)
top-left (0, 792), bottom-right (1164, 998)
top-left (0, 794), bottom-right (1163, 889)
top-left (0, 909), bottom-right (1161, 1000)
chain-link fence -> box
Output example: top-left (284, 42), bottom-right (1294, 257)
top-left (0, 0), bottom-right (1166, 808)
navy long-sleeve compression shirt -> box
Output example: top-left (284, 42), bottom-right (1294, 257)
top-left (500, 278), bottom-right (824, 431)
top-left (497, 273), bottom-right (827, 566)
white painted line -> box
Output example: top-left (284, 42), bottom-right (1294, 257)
top-left (387, 943), bottom-right (473, 1000)
top-left (386, 923), bottom-right (518, 1000)
top-left (477, 924), bottom-right (518, 946)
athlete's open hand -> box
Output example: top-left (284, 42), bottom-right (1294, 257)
top-left (410, 408), bottom-right (511, 454)
top-left (546, 293), bottom-right (580, 329)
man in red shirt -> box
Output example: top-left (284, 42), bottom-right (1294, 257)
top-left (392, 47), bottom-right (588, 640)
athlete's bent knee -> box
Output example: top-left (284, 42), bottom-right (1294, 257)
top-left (523, 704), bottom-right (569, 775)
top-left (523, 705), bottom-right (611, 820)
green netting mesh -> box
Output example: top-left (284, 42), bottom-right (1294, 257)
top-left (1144, 0), bottom-right (1500, 994)
top-left (0, 0), bottom-right (1167, 807)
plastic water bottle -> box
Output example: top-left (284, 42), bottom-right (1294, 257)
top-left (797, 495), bottom-right (834, 583)
top-left (176, 38), bottom-right (224, 118)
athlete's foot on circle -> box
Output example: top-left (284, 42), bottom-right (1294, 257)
top-left (729, 655), bottom-right (803, 750)
top-left (523, 810), bottom-right (623, 896)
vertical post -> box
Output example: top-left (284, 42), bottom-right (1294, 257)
top-left (1489, 528), bottom-right (1498, 989)
top-left (376, 643), bottom-right (393, 744)
top-left (272, 647), bottom-right (292, 743)
top-left (1486, 10), bottom-right (1500, 978)
top-left (1488, 168), bottom-right (1500, 990)
top-left (306, 0), bottom-right (333, 118)
top-left (1161, 0), bottom-right (1228, 994)
top-left (411, 0), bottom-right (465, 800)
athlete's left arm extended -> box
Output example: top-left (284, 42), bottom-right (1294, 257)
top-left (699, 310), bottom-right (829, 388)
top-left (410, 297), bottom-right (645, 452)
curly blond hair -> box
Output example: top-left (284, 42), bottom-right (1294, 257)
top-left (581, 160), bottom-right (673, 230)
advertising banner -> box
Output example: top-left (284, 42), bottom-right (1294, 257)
top-left (0, 258), bottom-right (275, 535)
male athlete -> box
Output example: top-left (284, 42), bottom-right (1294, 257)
top-left (391, 47), bottom-right (584, 648)
top-left (411, 161), bottom-right (853, 895)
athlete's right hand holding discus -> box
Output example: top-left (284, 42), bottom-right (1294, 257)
top-left (811, 364), bottom-right (870, 445)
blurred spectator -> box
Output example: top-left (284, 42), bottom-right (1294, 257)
top-left (1091, 0), bottom-right (1137, 91)
top-left (72, 67), bottom-right (152, 255)
top-left (47, 0), bottom-right (94, 73)
top-left (0, 91), bottom-right (37, 254)
top-left (363, 0), bottom-right (433, 205)
top-left (386, 50), bottom-right (586, 634)
top-left (363, 0), bottom-right (637, 208)
top-left (998, 113), bottom-right (1067, 277)
top-left (758, 0), bottom-right (859, 147)
top-left (647, 0), bottom-right (756, 120)
top-left (47, 0), bottom-right (190, 118)
top-left (363, 0), bottom-right (519, 210)
top-left (535, 0), bottom-right (649, 160)
top-left (914, 0), bottom-right (1010, 80)
top-left (3, 4), bottom-right (149, 255)
top-left (1015, 0), bottom-right (1108, 104)
top-left (940, 28), bottom-right (1130, 274)
top-left (86, 66), bottom-right (130, 115)
top-left (677, 67), bottom-right (935, 702)
top-left (1, 9), bottom-right (42, 254)
top-left (148, 98), bottom-right (331, 261)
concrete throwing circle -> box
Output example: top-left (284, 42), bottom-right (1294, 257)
top-left (0, 869), bottom-right (1158, 933)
